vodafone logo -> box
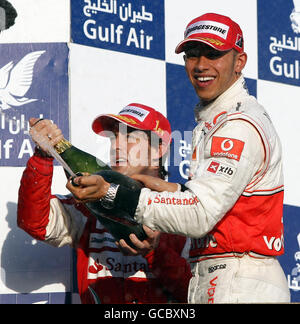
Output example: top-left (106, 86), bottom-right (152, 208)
top-left (210, 136), bottom-right (245, 161)
top-left (220, 139), bottom-right (234, 152)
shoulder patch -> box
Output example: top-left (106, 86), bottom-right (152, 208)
top-left (207, 160), bottom-right (237, 180)
top-left (210, 136), bottom-right (245, 161)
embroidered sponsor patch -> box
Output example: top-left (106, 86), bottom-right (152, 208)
top-left (185, 20), bottom-right (230, 39)
top-left (152, 194), bottom-right (200, 206)
top-left (235, 34), bottom-right (243, 49)
top-left (119, 105), bottom-right (150, 122)
top-left (210, 136), bottom-right (245, 161)
top-left (87, 251), bottom-right (151, 280)
top-left (206, 160), bottom-right (236, 179)
top-left (208, 264), bottom-right (227, 273)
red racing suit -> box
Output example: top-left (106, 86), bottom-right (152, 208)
top-left (133, 76), bottom-right (290, 303)
top-left (17, 153), bottom-right (191, 304)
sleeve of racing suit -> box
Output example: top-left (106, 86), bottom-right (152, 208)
top-left (17, 153), bottom-right (87, 247)
top-left (144, 234), bottom-right (192, 303)
top-left (133, 120), bottom-right (265, 238)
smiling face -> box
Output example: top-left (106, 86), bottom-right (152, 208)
top-left (184, 42), bottom-right (247, 105)
top-left (108, 122), bottom-right (160, 177)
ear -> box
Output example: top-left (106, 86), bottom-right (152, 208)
top-left (235, 52), bottom-right (247, 74)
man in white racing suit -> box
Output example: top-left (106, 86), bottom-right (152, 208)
top-left (67, 13), bottom-right (290, 303)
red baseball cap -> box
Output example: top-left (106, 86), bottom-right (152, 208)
top-left (175, 13), bottom-right (244, 54)
top-left (92, 103), bottom-right (172, 150)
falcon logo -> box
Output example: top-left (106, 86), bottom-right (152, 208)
top-left (0, 50), bottom-right (45, 110)
top-left (210, 136), bottom-right (245, 161)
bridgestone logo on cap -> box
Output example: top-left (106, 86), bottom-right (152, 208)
top-left (119, 105), bottom-right (150, 122)
top-left (185, 20), bottom-right (230, 40)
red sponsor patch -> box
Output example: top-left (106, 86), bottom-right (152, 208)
top-left (207, 161), bottom-right (220, 173)
top-left (210, 137), bottom-right (244, 161)
top-left (88, 259), bottom-right (104, 274)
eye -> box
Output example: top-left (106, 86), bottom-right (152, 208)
top-left (127, 133), bottom-right (139, 142)
top-left (185, 48), bottom-right (201, 58)
top-left (205, 50), bottom-right (229, 60)
top-left (185, 46), bottom-right (230, 60)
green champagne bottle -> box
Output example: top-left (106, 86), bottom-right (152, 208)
top-left (54, 139), bottom-right (111, 175)
top-left (54, 139), bottom-right (147, 247)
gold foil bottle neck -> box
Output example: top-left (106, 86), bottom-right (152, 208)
top-left (54, 138), bottom-right (72, 154)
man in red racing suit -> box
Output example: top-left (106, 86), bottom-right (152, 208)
top-left (17, 103), bottom-right (191, 304)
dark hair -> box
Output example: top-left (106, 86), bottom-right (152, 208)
top-left (143, 130), bottom-right (169, 180)
top-left (158, 162), bottom-right (168, 179)
top-left (0, 0), bottom-right (17, 30)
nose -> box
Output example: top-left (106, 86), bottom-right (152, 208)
top-left (194, 55), bottom-right (210, 72)
top-left (110, 132), bottom-right (126, 165)
top-left (110, 131), bottom-right (128, 152)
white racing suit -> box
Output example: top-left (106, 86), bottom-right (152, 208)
top-left (134, 76), bottom-right (290, 303)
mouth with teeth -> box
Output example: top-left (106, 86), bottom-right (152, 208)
top-left (114, 157), bottom-right (128, 166)
top-left (195, 76), bottom-right (216, 88)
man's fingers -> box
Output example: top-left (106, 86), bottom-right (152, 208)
top-left (128, 233), bottom-right (145, 249)
top-left (71, 174), bottom-right (97, 187)
top-left (29, 117), bottom-right (44, 127)
top-left (142, 225), bottom-right (156, 238)
top-left (30, 118), bottom-right (52, 131)
top-left (118, 239), bottom-right (139, 256)
top-left (66, 174), bottom-right (109, 202)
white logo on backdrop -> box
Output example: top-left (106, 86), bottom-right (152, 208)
top-left (82, 1), bottom-right (155, 51)
top-left (290, 0), bottom-right (300, 33)
top-left (83, 0), bottom-right (153, 23)
top-left (287, 233), bottom-right (300, 291)
top-left (0, 51), bottom-right (45, 110)
top-left (268, 0), bottom-right (300, 80)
